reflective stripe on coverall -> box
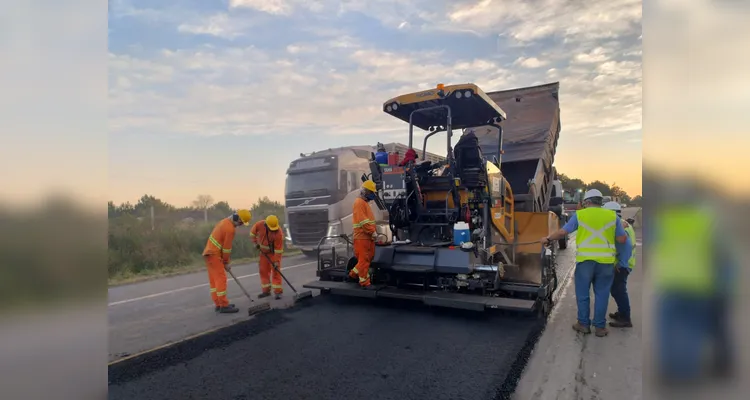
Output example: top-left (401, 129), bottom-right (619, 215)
top-left (575, 207), bottom-right (618, 264)
top-left (350, 196), bottom-right (376, 286)
top-left (202, 218), bottom-right (236, 307)
top-left (251, 220), bottom-right (285, 294)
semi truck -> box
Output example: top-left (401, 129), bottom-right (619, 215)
top-left (284, 143), bottom-right (444, 257)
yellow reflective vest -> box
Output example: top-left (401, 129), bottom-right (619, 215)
top-left (575, 207), bottom-right (618, 264)
top-left (651, 206), bottom-right (714, 294)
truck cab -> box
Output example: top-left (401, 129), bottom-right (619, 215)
top-left (284, 147), bottom-right (383, 257)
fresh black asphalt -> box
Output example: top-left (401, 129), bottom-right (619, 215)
top-left (108, 295), bottom-right (544, 400)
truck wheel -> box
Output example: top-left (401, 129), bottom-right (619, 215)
top-left (302, 250), bottom-right (319, 258)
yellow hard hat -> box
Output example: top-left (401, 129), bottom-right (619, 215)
top-left (362, 180), bottom-right (376, 192)
top-left (236, 209), bottom-right (252, 225)
top-left (265, 215), bottom-right (280, 231)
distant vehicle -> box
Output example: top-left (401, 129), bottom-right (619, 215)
top-left (621, 203), bottom-right (627, 208)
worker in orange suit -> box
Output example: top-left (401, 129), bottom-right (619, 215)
top-left (250, 215), bottom-right (285, 300)
top-left (202, 209), bottom-right (252, 314)
top-left (349, 180), bottom-right (378, 289)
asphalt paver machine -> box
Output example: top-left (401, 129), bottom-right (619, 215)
top-left (304, 83), bottom-right (561, 316)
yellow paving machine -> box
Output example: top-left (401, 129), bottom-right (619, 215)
top-left (304, 83), bottom-right (563, 316)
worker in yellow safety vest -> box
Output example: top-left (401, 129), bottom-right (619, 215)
top-left (651, 200), bottom-right (736, 382)
top-left (603, 201), bottom-right (636, 328)
top-left (542, 189), bottom-right (629, 337)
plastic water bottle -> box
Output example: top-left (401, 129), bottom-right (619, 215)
top-left (453, 222), bottom-right (470, 245)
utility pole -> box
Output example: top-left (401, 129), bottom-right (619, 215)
top-left (151, 205), bottom-right (155, 231)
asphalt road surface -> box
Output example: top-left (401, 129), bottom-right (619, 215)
top-left (108, 254), bottom-right (320, 362)
top-left (108, 247), bottom-right (579, 400)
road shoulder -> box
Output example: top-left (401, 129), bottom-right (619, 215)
top-left (513, 234), bottom-right (643, 400)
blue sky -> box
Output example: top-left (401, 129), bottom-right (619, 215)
top-left (108, 0), bottom-right (643, 208)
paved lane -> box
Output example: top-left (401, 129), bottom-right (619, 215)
top-left (108, 255), bottom-right (319, 362)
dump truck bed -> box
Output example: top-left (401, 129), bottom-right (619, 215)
top-left (475, 82), bottom-right (561, 211)
top-left (108, 296), bottom-right (542, 400)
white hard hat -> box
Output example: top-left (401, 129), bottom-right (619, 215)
top-left (583, 189), bottom-right (603, 201)
top-left (603, 201), bottom-right (622, 212)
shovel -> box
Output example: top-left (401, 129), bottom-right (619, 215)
top-left (260, 251), bottom-right (314, 303)
top-left (227, 268), bottom-right (272, 316)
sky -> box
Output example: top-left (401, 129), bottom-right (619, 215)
top-left (107, 0), bottom-right (644, 208)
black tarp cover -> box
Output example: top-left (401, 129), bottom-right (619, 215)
top-left (471, 82), bottom-right (561, 167)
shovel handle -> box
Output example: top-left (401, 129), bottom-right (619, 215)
top-left (228, 269), bottom-right (253, 301)
top-left (261, 251), bottom-right (299, 294)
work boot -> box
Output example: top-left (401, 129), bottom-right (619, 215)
top-left (215, 303), bottom-right (235, 312)
top-left (257, 292), bottom-right (271, 299)
top-left (217, 305), bottom-right (239, 314)
top-left (609, 311), bottom-right (626, 321)
top-left (274, 293), bottom-right (282, 300)
top-left (572, 322), bottom-right (591, 334)
top-left (609, 319), bottom-right (633, 328)
top-left (595, 327), bottom-right (609, 337)
top-left (360, 285), bottom-right (377, 291)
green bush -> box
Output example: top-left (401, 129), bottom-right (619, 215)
top-left (107, 196), bottom-right (289, 280)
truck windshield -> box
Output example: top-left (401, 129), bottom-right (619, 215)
top-left (285, 170), bottom-right (338, 198)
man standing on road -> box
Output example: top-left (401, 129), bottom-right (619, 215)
top-left (202, 209), bottom-right (252, 314)
top-left (349, 180), bottom-right (378, 289)
top-left (250, 215), bottom-right (285, 300)
top-left (541, 189), bottom-right (629, 337)
top-left (603, 201), bottom-right (636, 328)
top-left (652, 185), bottom-right (737, 384)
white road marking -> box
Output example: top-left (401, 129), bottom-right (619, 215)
top-left (108, 261), bottom-right (316, 307)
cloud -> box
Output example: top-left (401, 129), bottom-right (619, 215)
top-left (514, 56), bottom-right (548, 68)
top-left (573, 47), bottom-right (611, 64)
top-left (447, 0), bottom-right (641, 42)
top-left (177, 13), bottom-right (250, 39)
top-left (109, 0), bottom-right (642, 143)
top-left (229, 0), bottom-right (295, 15)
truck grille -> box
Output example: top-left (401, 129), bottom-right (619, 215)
top-left (288, 210), bottom-right (328, 246)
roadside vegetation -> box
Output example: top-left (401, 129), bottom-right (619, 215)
top-left (108, 195), bottom-right (295, 285)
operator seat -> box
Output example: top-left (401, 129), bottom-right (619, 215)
top-left (454, 131), bottom-right (488, 188)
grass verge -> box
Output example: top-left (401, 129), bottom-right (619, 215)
top-left (108, 249), bottom-right (302, 287)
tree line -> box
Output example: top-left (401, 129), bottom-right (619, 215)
top-left (557, 174), bottom-right (642, 206)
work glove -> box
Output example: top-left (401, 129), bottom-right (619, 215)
top-left (371, 232), bottom-right (378, 240)
top-left (223, 261), bottom-right (231, 271)
top-left (255, 243), bottom-right (260, 250)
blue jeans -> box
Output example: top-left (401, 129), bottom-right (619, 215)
top-left (656, 293), bottom-right (733, 380)
top-left (610, 267), bottom-right (631, 320)
top-left (574, 260), bottom-right (615, 328)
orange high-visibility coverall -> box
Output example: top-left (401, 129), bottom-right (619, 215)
top-left (202, 218), bottom-right (236, 307)
top-left (350, 196), bottom-right (376, 287)
top-left (250, 220), bottom-right (285, 294)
